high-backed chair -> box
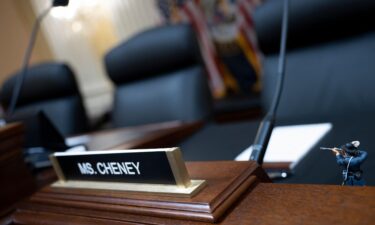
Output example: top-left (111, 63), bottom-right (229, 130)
top-left (0, 62), bottom-right (89, 136)
top-left (178, 0), bottom-right (375, 186)
top-left (105, 24), bottom-right (212, 128)
top-left (256, 0), bottom-right (375, 121)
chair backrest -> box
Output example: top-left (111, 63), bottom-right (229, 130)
top-left (0, 62), bottom-right (89, 136)
top-left (254, 0), bottom-right (375, 54)
top-left (254, 0), bottom-right (375, 121)
top-left (261, 33), bottom-right (375, 121)
top-left (105, 24), bottom-right (212, 127)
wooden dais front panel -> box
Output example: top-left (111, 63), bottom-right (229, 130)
top-left (0, 123), bottom-right (36, 217)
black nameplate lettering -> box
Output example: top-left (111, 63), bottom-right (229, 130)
top-left (50, 148), bottom-right (190, 186)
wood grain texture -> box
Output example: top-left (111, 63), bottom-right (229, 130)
top-left (220, 183), bottom-right (375, 225)
top-left (111, 121), bottom-right (203, 149)
top-left (0, 123), bottom-right (36, 217)
top-left (13, 161), bottom-right (269, 224)
top-left (82, 121), bottom-right (203, 150)
top-left (0, 123), bottom-right (24, 140)
top-left (11, 161), bottom-right (375, 225)
top-left (8, 121), bottom-right (375, 224)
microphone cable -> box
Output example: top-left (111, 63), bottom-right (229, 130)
top-left (250, 0), bottom-right (289, 164)
top-left (6, 5), bottom-right (53, 118)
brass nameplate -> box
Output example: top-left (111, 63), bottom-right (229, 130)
top-left (50, 147), bottom-right (205, 196)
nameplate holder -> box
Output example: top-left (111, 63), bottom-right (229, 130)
top-left (49, 147), bottom-right (205, 197)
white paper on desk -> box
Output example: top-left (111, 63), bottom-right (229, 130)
top-left (65, 135), bottom-right (91, 147)
top-left (65, 145), bottom-right (87, 153)
top-left (235, 123), bottom-right (332, 169)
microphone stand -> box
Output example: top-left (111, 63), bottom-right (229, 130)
top-left (6, 6), bottom-right (53, 118)
top-left (250, 0), bottom-right (289, 164)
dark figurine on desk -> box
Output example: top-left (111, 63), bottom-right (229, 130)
top-left (322, 141), bottom-right (367, 186)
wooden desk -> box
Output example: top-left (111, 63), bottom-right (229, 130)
top-left (6, 121), bottom-right (375, 224)
top-left (80, 121), bottom-right (203, 150)
top-left (0, 123), bottom-right (36, 217)
top-left (12, 161), bottom-right (375, 224)
top-left (0, 121), bottom-right (202, 222)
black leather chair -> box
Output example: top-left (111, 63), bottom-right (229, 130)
top-left (178, 0), bottom-right (375, 185)
top-left (0, 62), bottom-right (89, 136)
top-left (105, 24), bottom-right (212, 128)
top-left (256, 0), bottom-right (375, 121)
top-left (252, 0), bottom-right (375, 184)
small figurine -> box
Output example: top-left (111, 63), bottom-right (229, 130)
top-left (320, 141), bottom-right (367, 186)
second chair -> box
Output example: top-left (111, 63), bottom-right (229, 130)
top-left (105, 24), bottom-right (213, 128)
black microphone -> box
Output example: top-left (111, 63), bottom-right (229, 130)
top-left (250, 0), bottom-right (289, 164)
top-left (6, 0), bottom-right (69, 119)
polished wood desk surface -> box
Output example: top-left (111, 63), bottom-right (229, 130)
top-left (0, 123), bottom-right (36, 224)
top-left (0, 123), bottom-right (36, 220)
top-left (74, 120), bottom-right (203, 150)
top-left (12, 161), bottom-right (375, 224)
top-left (4, 121), bottom-right (375, 224)
top-left (1, 121), bottom-right (202, 223)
